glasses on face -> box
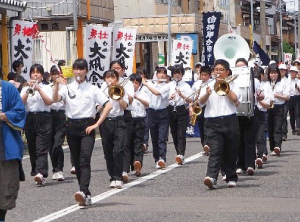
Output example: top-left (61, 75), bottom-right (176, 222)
top-left (214, 68), bottom-right (226, 72)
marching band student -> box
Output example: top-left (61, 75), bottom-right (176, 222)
top-left (254, 67), bottom-right (271, 168)
top-left (268, 64), bottom-right (290, 156)
top-left (110, 60), bottom-right (134, 183)
top-left (288, 66), bottom-right (300, 135)
top-left (142, 67), bottom-right (170, 169)
top-left (168, 65), bottom-right (192, 165)
top-left (20, 64), bottom-right (53, 186)
top-left (53, 59), bottom-right (112, 206)
top-left (49, 65), bottom-right (66, 181)
top-left (235, 58), bottom-right (258, 175)
top-left (136, 68), bottom-right (150, 152)
top-left (190, 66), bottom-right (211, 155)
top-left (278, 64), bottom-right (290, 141)
top-left (99, 70), bottom-right (128, 188)
top-left (129, 73), bottom-right (149, 175)
top-left (200, 59), bottom-right (240, 189)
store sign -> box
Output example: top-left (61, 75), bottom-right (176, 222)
top-left (136, 35), bottom-right (168, 42)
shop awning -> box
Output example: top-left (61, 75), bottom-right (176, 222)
top-left (0, 0), bottom-right (27, 12)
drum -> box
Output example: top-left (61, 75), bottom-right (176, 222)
top-left (231, 67), bottom-right (255, 117)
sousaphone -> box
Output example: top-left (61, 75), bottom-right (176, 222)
top-left (213, 33), bottom-right (250, 67)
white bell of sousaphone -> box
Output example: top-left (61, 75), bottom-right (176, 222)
top-left (213, 33), bottom-right (250, 67)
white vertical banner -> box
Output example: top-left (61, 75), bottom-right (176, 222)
top-left (86, 25), bottom-right (112, 88)
top-left (297, 49), bottom-right (300, 60)
top-left (112, 28), bottom-right (137, 74)
top-left (11, 20), bottom-right (36, 81)
top-left (284, 53), bottom-right (293, 65)
top-left (171, 40), bottom-right (193, 68)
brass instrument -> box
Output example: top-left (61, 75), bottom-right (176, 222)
top-left (108, 77), bottom-right (130, 100)
top-left (26, 77), bottom-right (38, 96)
top-left (214, 74), bottom-right (239, 96)
top-left (190, 87), bottom-right (202, 126)
top-left (172, 80), bottom-right (180, 113)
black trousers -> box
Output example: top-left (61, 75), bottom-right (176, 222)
top-left (237, 115), bottom-right (256, 170)
top-left (67, 118), bottom-right (95, 196)
top-left (254, 108), bottom-right (267, 158)
top-left (205, 114), bottom-right (239, 182)
top-left (144, 109), bottom-right (150, 147)
top-left (168, 105), bottom-right (189, 156)
top-left (130, 118), bottom-right (146, 165)
top-left (100, 117), bottom-right (125, 181)
top-left (282, 101), bottom-right (289, 137)
top-left (268, 104), bottom-right (284, 151)
top-left (50, 110), bottom-right (66, 173)
top-left (123, 110), bottom-right (133, 173)
top-left (25, 112), bottom-right (52, 178)
top-left (197, 105), bottom-right (208, 147)
top-left (289, 96), bottom-right (300, 131)
top-left (148, 108), bottom-right (169, 162)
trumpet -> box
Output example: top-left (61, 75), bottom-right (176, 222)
top-left (214, 74), bottom-right (239, 96)
top-left (26, 77), bottom-right (38, 96)
top-left (108, 77), bottom-right (130, 100)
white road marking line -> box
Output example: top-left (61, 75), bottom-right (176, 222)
top-left (33, 152), bottom-right (203, 222)
top-left (22, 138), bottom-right (101, 160)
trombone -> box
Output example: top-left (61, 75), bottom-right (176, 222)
top-left (108, 77), bottom-right (130, 100)
top-left (26, 77), bottom-right (38, 96)
top-left (214, 74), bottom-right (239, 96)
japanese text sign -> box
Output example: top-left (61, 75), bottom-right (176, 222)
top-left (171, 40), bottom-right (193, 68)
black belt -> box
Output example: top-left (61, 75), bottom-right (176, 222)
top-left (51, 109), bottom-right (65, 113)
top-left (68, 118), bottom-right (94, 123)
top-left (106, 116), bottom-right (123, 121)
top-left (206, 113), bottom-right (236, 119)
top-left (28, 111), bottom-right (50, 115)
top-left (149, 108), bottom-right (167, 112)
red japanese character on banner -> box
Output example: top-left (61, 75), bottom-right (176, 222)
top-left (124, 33), bottom-right (133, 41)
top-left (88, 29), bottom-right (98, 40)
top-left (176, 42), bottom-right (182, 50)
top-left (13, 24), bottom-right (21, 36)
top-left (183, 44), bottom-right (190, 50)
top-left (115, 31), bottom-right (123, 41)
top-left (98, 31), bottom-right (108, 40)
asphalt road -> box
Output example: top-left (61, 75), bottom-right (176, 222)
top-left (6, 126), bottom-right (300, 222)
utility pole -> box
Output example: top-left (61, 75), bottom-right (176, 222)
top-left (167, 0), bottom-right (172, 66)
top-left (260, 0), bottom-right (266, 50)
top-left (294, 0), bottom-right (297, 58)
top-left (298, 0), bottom-right (300, 59)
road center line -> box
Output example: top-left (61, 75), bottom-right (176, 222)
top-left (33, 152), bottom-right (203, 222)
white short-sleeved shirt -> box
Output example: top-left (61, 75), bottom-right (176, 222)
top-left (169, 80), bottom-right (193, 106)
top-left (281, 76), bottom-right (291, 96)
top-left (289, 78), bottom-right (300, 96)
top-left (131, 85), bottom-right (150, 118)
top-left (50, 84), bottom-right (65, 111)
top-left (20, 83), bottom-right (53, 112)
top-left (257, 81), bottom-right (271, 112)
top-left (148, 81), bottom-right (170, 110)
top-left (100, 83), bottom-right (129, 118)
top-left (59, 80), bottom-right (108, 119)
top-left (269, 80), bottom-right (290, 105)
top-left (199, 79), bottom-right (240, 118)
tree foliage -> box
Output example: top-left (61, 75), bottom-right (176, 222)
top-left (283, 40), bottom-right (294, 54)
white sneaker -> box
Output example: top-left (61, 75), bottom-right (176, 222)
top-left (204, 176), bottom-right (217, 189)
top-left (56, 171), bottom-right (65, 181)
top-left (175, 155), bottom-right (184, 165)
top-left (271, 151), bottom-right (276, 156)
top-left (110, 180), bottom-right (116, 188)
top-left (222, 175), bottom-right (227, 181)
top-left (157, 158), bottom-right (166, 169)
top-left (227, 181), bottom-right (237, 188)
top-left (155, 162), bottom-right (160, 169)
top-left (236, 168), bottom-right (243, 174)
top-left (74, 191), bottom-right (86, 206)
top-left (34, 173), bottom-right (46, 187)
top-left (70, 166), bottom-right (76, 174)
top-left (262, 154), bottom-right (268, 163)
top-left (246, 167), bottom-right (254, 175)
top-left (274, 147), bottom-right (281, 156)
top-left (256, 158), bottom-right (263, 169)
top-left (122, 172), bottom-right (129, 183)
top-left (115, 180), bottom-right (123, 189)
top-left (52, 172), bottom-right (58, 180)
